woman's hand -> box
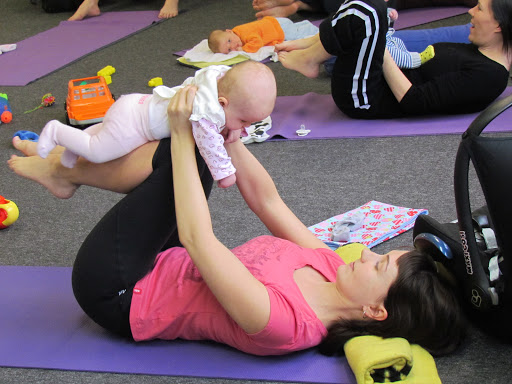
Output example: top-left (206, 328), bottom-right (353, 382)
top-left (167, 85), bottom-right (197, 138)
top-left (274, 34), bottom-right (320, 52)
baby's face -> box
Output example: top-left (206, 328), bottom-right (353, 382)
top-left (223, 104), bottom-right (259, 132)
top-left (215, 30), bottom-right (243, 54)
top-left (223, 97), bottom-right (274, 133)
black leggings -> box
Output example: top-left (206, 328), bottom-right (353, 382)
top-left (320, 0), bottom-right (403, 119)
top-left (71, 139), bottom-right (213, 338)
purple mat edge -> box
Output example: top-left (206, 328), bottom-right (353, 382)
top-left (394, 6), bottom-right (469, 30)
top-left (0, 11), bottom-right (164, 87)
top-left (0, 266), bottom-right (354, 383)
top-left (265, 88), bottom-right (512, 141)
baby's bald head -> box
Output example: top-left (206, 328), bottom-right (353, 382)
top-left (218, 61), bottom-right (277, 128)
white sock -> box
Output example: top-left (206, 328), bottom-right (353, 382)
top-left (37, 120), bottom-right (60, 159)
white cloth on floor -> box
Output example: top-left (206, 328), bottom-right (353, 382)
top-left (0, 44), bottom-right (17, 54)
top-left (183, 39), bottom-right (277, 63)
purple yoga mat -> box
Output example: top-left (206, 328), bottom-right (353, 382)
top-left (0, 12), bottom-right (163, 86)
top-left (267, 87), bottom-right (512, 141)
top-left (0, 266), bottom-right (354, 383)
top-left (394, 6), bottom-right (470, 30)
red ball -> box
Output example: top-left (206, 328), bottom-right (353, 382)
top-left (1, 110), bottom-right (12, 123)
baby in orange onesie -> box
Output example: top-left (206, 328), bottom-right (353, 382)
top-left (208, 16), bottom-right (318, 54)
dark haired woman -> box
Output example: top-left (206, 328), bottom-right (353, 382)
top-left (278, 0), bottom-right (511, 118)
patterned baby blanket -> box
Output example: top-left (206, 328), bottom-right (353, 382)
top-left (309, 201), bottom-right (428, 249)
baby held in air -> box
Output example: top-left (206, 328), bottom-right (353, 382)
top-left (37, 62), bottom-right (277, 188)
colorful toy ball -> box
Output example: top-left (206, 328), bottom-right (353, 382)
top-left (0, 93), bottom-right (12, 123)
top-left (0, 195), bottom-right (19, 229)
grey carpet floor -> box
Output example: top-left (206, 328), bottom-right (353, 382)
top-left (1, 0), bottom-right (511, 383)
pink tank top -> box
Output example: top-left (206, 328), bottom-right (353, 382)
top-left (130, 236), bottom-right (343, 355)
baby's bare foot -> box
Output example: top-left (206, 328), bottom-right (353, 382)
top-left (278, 50), bottom-right (320, 78)
top-left (159, 0), bottom-right (178, 18)
top-left (68, 0), bottom-right (101, 21)
top-left (8, 154), bottom-right (78, 199)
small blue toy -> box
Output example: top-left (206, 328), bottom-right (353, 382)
top-left (0, 93), bottom-right (12, 124)
top-left (13, 130), bottom-right (39, 142)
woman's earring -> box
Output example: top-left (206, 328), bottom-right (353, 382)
top-left (362, 309), bottom-right (367, 319)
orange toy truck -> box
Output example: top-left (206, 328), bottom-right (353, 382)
top-left (65, 76), bottom-right (115, 127)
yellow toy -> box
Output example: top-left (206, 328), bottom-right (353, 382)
top-left (97, 65), bottom-right (115, 77)
top-left (148, 77), bottom-right (163, 87)
top-left (97, 66), bottom-right (116, 85)
top-left (335, 242), bottom-right (368, 264)
top-left (0, 195), bottom-right (19, 229)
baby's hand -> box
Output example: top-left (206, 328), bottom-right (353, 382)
top-left (217, 174), bottom-right (236, 188)
top-left (223, 128), bottom-right (242, 144)
top-left (388, 8), bottom-right (398, 22)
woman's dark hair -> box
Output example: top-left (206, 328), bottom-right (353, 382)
top-left (491, 0), bottom-right (512, 54)
top-left (318, 249), bottom-right (466, 356)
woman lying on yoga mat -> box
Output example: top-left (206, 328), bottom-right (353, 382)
top-left (8, 86), bottom-right (465, 356)
top-left (277, 0), bottom-right (511, 118)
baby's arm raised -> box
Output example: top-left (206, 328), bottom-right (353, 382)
top-left (192, 120), bottom-right (236, 188)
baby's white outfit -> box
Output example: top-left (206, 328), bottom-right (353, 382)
top-left (37, 65), bottom-right (235, 182)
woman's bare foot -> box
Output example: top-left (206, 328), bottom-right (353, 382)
top-left (8, 154), bottom-right (78, 199)
top-left (278, 50), bottom-right (321, 78)
top-left (12, 136), bottom-right (38, 156)
top-left (255, 2), bottom-right (300, 18)
top-left (159, 0), bottom-right (179, 18)
top-left (252, 0), bottom-right (295, 11)
top-left (68, 0), bottom-right (101, 21)
top-left (12, 136), bottom-right (65, 156)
